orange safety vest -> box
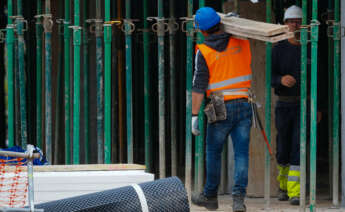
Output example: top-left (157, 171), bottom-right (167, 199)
top-left (197, 37), bottom-right (252, 101)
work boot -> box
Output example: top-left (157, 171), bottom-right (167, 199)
top-left (191, 192), bottom-right (218, 210)
top-left (232, 195), bottom-right (246, 212)
top-left (289, 197), bottom-right (300, 205)
top-left (278, 189), bottom-right (289, 201)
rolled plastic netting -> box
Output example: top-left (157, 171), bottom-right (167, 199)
top-left (35, 176), bottom-right (190, 212)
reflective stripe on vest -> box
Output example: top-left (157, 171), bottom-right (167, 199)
top-left (198, 37), bottom-right (252, 101)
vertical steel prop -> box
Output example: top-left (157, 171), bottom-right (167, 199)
top-left (72, 0), bottom-right (82, 164)
top-left (299, 0), bottom-right (308, 210)
top-left (83, 0), bottom-right (90, 164)
top-left (332, 0), bottom-right (340, 207)
top-left (143, 0), bottom-right (152, 172)
top-left (169, 0), bottom-right (178, 177)
top-left (265, 0), bottom-right (272, 209)
top-left (104, 0), bottom-right (112, 164)
top-left (92, 0), bottom-right (104, 164)
top-left (15, 0), bottom-right (28, 149)
top-left (185, 0), bottom-right (194, 198)
top-left (44, 1), bottom-right (53, 163)
top-left (158, 0), bottom-right (166, 178)
top-left (194, 0), bottom-right (205, 194)
top-left (125, 0), bottom-right (133, 163)
top-left (341, 0), bottom-right (345, 207)
top-left (327, 0), bottom-right (334, 200)
top-left (6, 0), bottom-right (14, 148)
top-left (35, 0), bottom-right (43, 149)
top-left (64, 0), bottom-right (71, 164)
top-left (309, 0), bottom-right (319, 211)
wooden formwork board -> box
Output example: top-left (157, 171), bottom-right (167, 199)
top-left (218, 13), bottom-right (294, 43)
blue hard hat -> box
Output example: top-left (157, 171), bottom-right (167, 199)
top-left (195, 7), bottom-right (221, 31)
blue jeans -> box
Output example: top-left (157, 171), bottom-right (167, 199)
top-left (203, 99), bottom-right (252, 197)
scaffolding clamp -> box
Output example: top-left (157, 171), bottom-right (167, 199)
top-left (180, 17), bottom-right (195, 37)
top-left (167, 18), bottom-right (179, 35)
top-left (147, 17), bottom-right (169, 36)
top-left (86, 19), bottom-right (103, 35)
top-left (35, 14), bottom-right (53, 33)
top-left (122, 19), bottom-right (139, 35)
top-left (10, 16), bottom-right (28, 32)
top-left (56, 19), bottom-right (65, 35)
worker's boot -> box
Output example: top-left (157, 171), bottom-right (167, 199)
top-left (191, 192), bottom-right (218, 210)
top-left (278, 189), bottom-right (289, 201)
top-left (232, 195), bottom-right (246, 212)
top-left (289, 197), bottom-right (300, 205)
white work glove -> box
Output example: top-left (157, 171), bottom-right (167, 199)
top-left (192, 115), bottom-right (200, 136)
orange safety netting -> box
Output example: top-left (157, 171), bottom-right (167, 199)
top-left (0, 158), bottom-right (28, 208)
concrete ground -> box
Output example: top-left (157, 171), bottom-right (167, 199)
top-left (191, 195), bottom-right (345, 212)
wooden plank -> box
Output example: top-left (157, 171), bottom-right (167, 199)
top-left (3, 164), bottom-right (146, 172)
top-left (219, 13), bottom-right (289, 36)
top-left (222, 24), bottom-right (294, 43)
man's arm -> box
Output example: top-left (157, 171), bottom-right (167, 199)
top-left (192, 92), bottom-right (205, 115)
top-left (192, 50), bottom-right (209, 114)
top-left (271, 46), bottom-right (283, 88)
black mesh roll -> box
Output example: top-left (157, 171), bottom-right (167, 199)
top-left (35, 177), bottom-right (190, 212)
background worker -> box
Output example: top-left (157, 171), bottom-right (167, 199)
top-left (191, 7), bottom-right (253, 212)
top-left (271, 5), bottom-right (322, 205)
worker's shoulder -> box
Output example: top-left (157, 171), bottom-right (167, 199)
top-left (272, 40), bottom-right (289, 50)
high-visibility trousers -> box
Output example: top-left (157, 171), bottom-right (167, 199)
top-left (277, 165), bottom-right (289, 191)
top-left (287, 165), bottom-right (300, 198)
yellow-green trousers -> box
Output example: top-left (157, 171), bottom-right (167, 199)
top-left (277, 165), bottom-right (300, 198)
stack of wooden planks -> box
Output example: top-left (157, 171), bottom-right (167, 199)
top-left (218, 13), bottom-right (294, 43)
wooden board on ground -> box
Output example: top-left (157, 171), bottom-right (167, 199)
top-left (218, 13), bottom-right (294, 43)
top-left (33, 170), bottom-right (154, 203)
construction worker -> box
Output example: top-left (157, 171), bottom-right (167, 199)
top-left (191, 7), bottom-right (252, 212)
top-left (272, 5), bottom-right (322, 205)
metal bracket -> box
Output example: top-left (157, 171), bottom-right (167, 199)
top-left (35, 14), bottom-right (53, 32)
top-left (121, 19), bottom-right (139, 35)
top-left (56, 19), bottom-right (65, 35)
top-left (10, 16), bottom-right (28, 32)
top-left (180, 17), bottom-right (195, 36)
top-left (86, 19), bottom-right (103, 34)
top-left (147, 17), bottom-right (169, 36)
top-left (167, 18), bottom-right (179, 35)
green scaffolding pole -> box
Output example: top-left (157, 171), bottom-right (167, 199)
top-left (158, 0), bottom-right (166, 179)
top-left (300, 0), bottom-right (308, 210)
top-left (72, 0), bottom-right (81, 164)
top-left (104, 0), bottom-right (112, 164)
top-left (169, 0), bottom-right (177, 177)
top-left (194, 0), bottom-right (205, 194)
top-left (64, 0), bottom-right (71, 164)
top-left (185, 0), bottom-right (194, 198)
top-left (16, 0), bottom-right (27, 149)
top-left (44, 1), bottom-right (52, 162)
top-left (332, 0), bottom-right (340, 207)
top-left (36, 0), bottom-right (43, 149)
top-left (265, 0), bottom-right (272, 208)
top-left (125, 0), bottom-right (133, 164)
top-left (310, 0), bottom-right (319, 210)
top-left (83, 0), bottom-right (89, 164)
top-left (143, 0), bottom-right (152, 172)
top-left (6, 0), bottom-right (14, 148)
top-left (96, 0), bottom-right (104, 164)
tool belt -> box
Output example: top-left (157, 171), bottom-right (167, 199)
top-left (204, 90), bottom-right (249, 123)
top-left (204, 92), bottom-right (227, 123)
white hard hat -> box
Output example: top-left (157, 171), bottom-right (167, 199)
top-left (284, 5), bottom-right (302, 21)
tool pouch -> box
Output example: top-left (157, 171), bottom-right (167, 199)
top-left (204, 93), bottom-right (227, 123)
